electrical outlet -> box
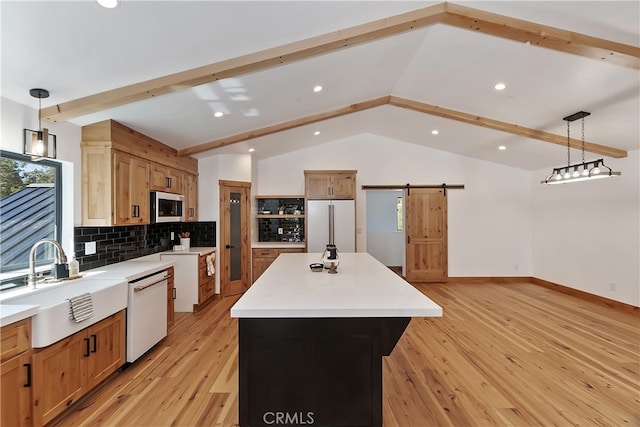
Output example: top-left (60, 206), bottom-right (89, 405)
top-left (171, 232), bottom-right (175, 240)
top-left (278, 227), bottom-right (283, 235)
top-left (85, 241), bottom-right (97, 255)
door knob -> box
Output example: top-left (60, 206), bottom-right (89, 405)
top-left (225, 244), bottom-right (235, 249)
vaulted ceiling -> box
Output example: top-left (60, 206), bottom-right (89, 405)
top-left (2, 1), bottom-right (638, 170)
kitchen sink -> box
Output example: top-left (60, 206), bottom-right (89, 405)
top-left (1, 277), bottom-right (128, 347)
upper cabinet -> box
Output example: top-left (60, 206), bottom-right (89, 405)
top-left (81, 120), bottom-right (199, 226)
top-left (304, 170), bottom-right (357, 200)
top-left (150, 162), bottom-right (182, 194)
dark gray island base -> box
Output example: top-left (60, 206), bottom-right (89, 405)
top-left (238, 317), bottom-right (411, 427)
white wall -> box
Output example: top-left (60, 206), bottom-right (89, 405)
top-left (532, 150), bottom-right (639, 306)
top-left (197, 153), bottom-right (252, 292)
top-left (1, 97), bottom-right (82, 255)
top-left (257, 133), bottom-right (533, 277)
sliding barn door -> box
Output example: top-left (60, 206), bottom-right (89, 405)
top-left (405, 188), bottom-right (447, 282)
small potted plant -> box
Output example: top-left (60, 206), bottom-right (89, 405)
top-left (278, 205), bottom-right (285, 215)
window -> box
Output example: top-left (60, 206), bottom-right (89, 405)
top-left (0, 150), bottom-right (62, 289)
top-left (396, 196), bottom-right (403, 231)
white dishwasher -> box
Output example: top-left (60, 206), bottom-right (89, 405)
top-left (127, 270), bottom-right (168, 362)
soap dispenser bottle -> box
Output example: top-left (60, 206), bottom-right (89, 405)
top-left (68, 254), bottom-right (80, 277)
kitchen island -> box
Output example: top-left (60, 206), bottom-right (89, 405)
top-left (230, 252), bottom-right (442, 427)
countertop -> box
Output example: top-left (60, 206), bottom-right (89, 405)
top-left (88, 259), bottom-right (176, 281)
top-left (230, 252), bottom-right (443, 318)
top-left (0, 304), bottom-right (39, 327)
top-left (0, 258), bottom-right (175, 327)
top-left (252, 242), bottom-right (305, 249)
top-left (160, 246), bottom-right (216, 256)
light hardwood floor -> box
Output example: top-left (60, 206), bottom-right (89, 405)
top-left (52, 281), bottom-right (639, 427)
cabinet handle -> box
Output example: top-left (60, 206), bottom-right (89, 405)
top-left (84, 338), bottom-right (91, 357)
top-left (167, 177), bottom-right (172, 188)
top-left (91, 334), bottom-right (97, 353)
top-left (132, 205), bottom-right (136, 218)
top-left (172, 288), bottom-right (176, 299)
top-left (407, 235), bottom-right (411, 244)
top-left (23, 363), bottom-right (31, 387)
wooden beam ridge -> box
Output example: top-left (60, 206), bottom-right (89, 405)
top-left (41, 4), bottom-right (447, 123)
top-left (40, 2), bottom-right (639, 123)
top-left (442, 3), bottom-right (640, 70)
top-left (177, 96), bottom-right (389, 157)
top-left (387, 96), bottom-right (628, 159)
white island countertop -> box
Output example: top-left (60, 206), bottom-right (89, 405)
top-left (231, 252), bottom-right (443, 318)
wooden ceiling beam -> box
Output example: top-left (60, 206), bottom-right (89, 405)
top-left (387, 96), bottom-right (628, 158)
top-left (40, 3), bottom-right (639, 123)
top-left (442, 3), bottom-right (640, 70)
top-left (177, 95), bottom-right (627, 158)
top-left (177, 96), bottom-right (390, 157)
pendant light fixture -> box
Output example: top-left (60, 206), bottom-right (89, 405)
top-left (23, 88), bottom-right (56, 160)
top-left (541, 111), bottom-right (621, 184)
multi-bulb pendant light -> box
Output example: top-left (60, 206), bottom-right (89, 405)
top-left (23, 88), bottom-right (56, 160)
top-left (541, 111), bottom-right (621, 184)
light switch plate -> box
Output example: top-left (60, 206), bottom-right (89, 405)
top-left (278, 227), bottom-right (283, 234)
top-left (85, 241), bottom-right (97, 255)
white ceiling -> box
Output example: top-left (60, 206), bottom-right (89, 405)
top-left (2, 1), bottom-right (638, 170)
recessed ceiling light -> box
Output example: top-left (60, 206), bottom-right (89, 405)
top-left (494, 82), bottom-right (506, 91)
top-left (313, 85), bottom-right (323, 93)
top-left (248, 148), bottom-right (255, 153)
top-left (431, 130), bottom-right (439, 135)
top-left (498, 145), bottom-right (507, 150)
top-left (214, 112), bottom-right (223, 118)
top-left (97, 0), bottom-right (118, 8)
top-left (314, 131), bottom-right (320, 136)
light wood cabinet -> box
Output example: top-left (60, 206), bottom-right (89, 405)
top-left (167, 267), bottom-right (175, 329)
top-left (304, 170), bottom-right (356, 199)
top-left (31, 311), bottom-right (125, 426)
top-left (252, 248), bottom-right (304, 283)
top-left (150, 162), bottom-right (182, 194)
top-left (81, 119), bottom-right (199, 226)
top-left (184, 173), bottom-right (198, 222)
top-left (114, 151), bottom-right (150, 225)
top-left (1, 319), bottom-right (32, 427)
top-left (198, 255), bottom-right (216, 306)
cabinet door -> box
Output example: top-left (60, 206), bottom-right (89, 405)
top-left (1, 353), bottom-right (32, 427)
top-left (86, 311), bottom-right (125, 390)
top-left (114, 152), bottom-right (150, 225)
top-left (185, 174), bottom-right (198, 221)
top-left (150, 163), bottom-right (170, 192)
top-left (330, 173), bottom-right (356, 199)
top-left (305, 174), bottom-right (331, 199)
top-left (167, 267), bottom-right (175, 329)
top-left (81, 146), bottom-right (112, 226)
top-left (32, 333), bottom-right (86, 426)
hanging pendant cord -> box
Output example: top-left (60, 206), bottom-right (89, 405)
top-left (566, 120), bottom-right (571, 167)
top-left (581, 117), bottom-right (586, 164)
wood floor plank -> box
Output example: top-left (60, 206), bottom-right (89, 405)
top-left (51, 281), bottom-right (639, 426)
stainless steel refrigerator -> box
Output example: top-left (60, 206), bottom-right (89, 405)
top-left (306, 200), bottom-right (356, 253)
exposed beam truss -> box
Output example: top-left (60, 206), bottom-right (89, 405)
top-left (176, 96), bottom-right (628, 159)
top-left (41, 2), bottom-right (639, 123)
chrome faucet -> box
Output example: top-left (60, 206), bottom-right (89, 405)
top-left (28, 239), bottom-right (68, 288)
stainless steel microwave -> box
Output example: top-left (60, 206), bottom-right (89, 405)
top-left (150, 191), bottom-right (185, 223)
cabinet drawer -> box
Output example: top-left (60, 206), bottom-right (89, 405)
top-left (1, 319), bottom-right (31, 362)
top-left (252, 248), bottom-right (279, 259)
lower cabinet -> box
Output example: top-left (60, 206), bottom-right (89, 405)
top-left (31, 310), bottom-right (125, 426)
top-left (1, 318), bottom-right (32, 427)
top-left (167, 266), bottom-right (175, 329)
top-left (160, 252), bottom-right (216, 312)
top-left (252, 247), bottom-right (305, 283)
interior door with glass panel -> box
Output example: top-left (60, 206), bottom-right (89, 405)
top-left (219, 180), bottom-right (251, 296)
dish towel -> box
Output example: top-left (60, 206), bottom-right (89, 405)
top-left (68, 293), bottom-right (94, 323)
top-left (206, 253), bottom-right (215, 276)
